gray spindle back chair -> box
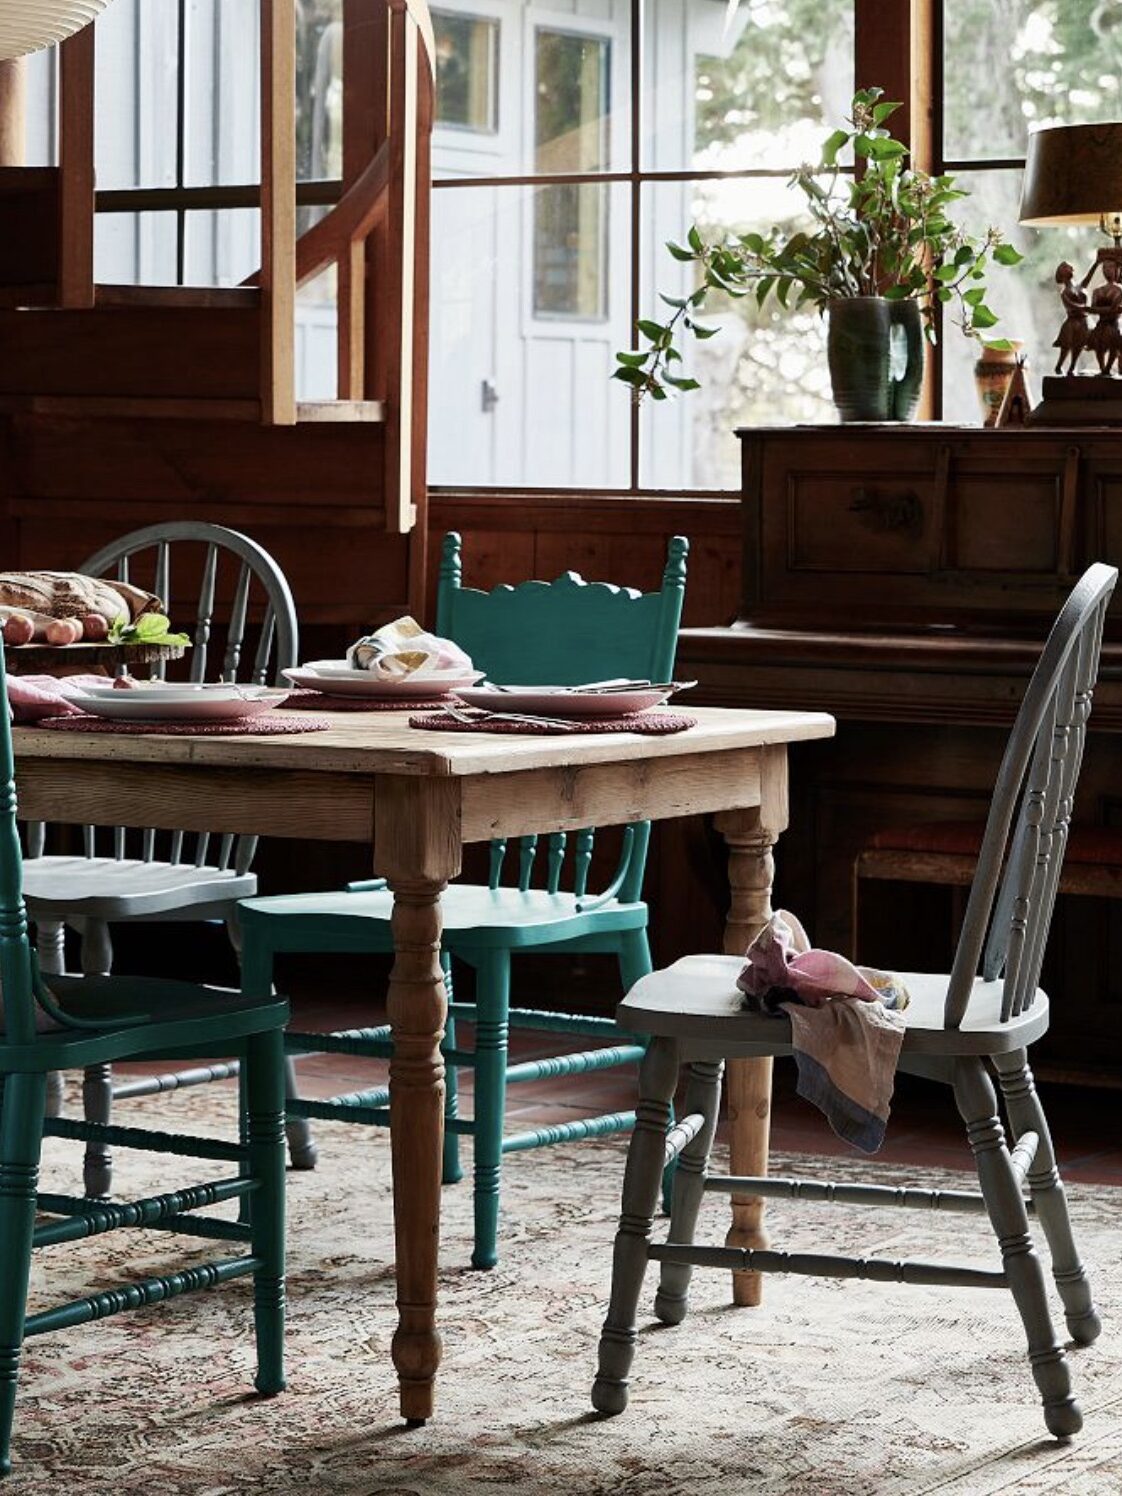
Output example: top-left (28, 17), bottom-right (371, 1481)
top-left (591, 563), bottom-right (1116, 1442)
top-left (22, 522), bottom-right (299, 1195)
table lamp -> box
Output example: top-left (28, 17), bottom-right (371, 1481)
top-left (1019, 122), bottom-right (1122, 424)
top-left (0, 2), bottom-right (113, 61)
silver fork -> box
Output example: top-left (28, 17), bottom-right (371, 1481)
top-left (442, 700), bottom-right (578, 732)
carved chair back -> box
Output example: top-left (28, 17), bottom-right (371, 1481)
top-left (435, 532), bottom-right (689, 905)
top-left (946, 563), bottom-right (1117, 1028)
top-left (0, 639), bottom-right (37, 1044)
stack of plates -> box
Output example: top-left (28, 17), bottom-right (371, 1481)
top-left (283, 662), bottom-right (485, 699)
top-left (452, 680), bottom-right (695, 717)
top-left (71, 681), bottom-right (291, 723)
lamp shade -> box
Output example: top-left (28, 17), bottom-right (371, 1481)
top-left (1020, 122), bottom-right (1122, 225)
top-left (0, 1), bottom-right (112, 62)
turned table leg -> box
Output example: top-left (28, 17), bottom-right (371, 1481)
top-left (374, 778), bottom-right (463, 1424)
top-left (715, 745), bottom-right (789, 1308)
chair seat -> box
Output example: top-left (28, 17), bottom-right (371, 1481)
top-left (2, 973), bottom-right (288, 1070)
top-left (239, 884), bottom-right (647, 951)
top-left (618, 954), bottom-right (1049, 1056)
top-left (23, 856), bottom-right (257, 920)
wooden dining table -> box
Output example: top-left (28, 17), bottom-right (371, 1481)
top-left (12, 703), bottom-right (834, 1421)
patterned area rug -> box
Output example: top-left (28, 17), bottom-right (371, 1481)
top-left (11, 1082), bottom-right (1122, 1495)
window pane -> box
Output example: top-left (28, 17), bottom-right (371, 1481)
top-left (94, 0), bottom-right (179, 190)
top-left (184, 0), bottom-right (261, 186)
top-left (296, 1), bottom-right (343, 180)
top-left (939, 167), bottom-right (1103, 423)
top-left (184, 208), bottom-right (261, 286)
top-left (638, 180), bottom-right (833, 490)
top-left (23, 48), bottom-right (58, 166)
top-left (94, 211), bottom-right (178, 285)
top-left (643, 0), bottom-right (855, 173)
top-left (944, 1), bottom-right (1122, 163)
top-left (429, 182), bottom-right (629, 486)
top-left (433, 0), bottom-right (626, 180)
top-left (533, 181), bottom-right (608, 319)
top-left (434, 11), bottom-right (499, 132)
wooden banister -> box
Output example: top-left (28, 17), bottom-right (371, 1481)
top-left (260, 0), bottom-right (297, 425)
top-left (58, 26), bottom-right (95, 309)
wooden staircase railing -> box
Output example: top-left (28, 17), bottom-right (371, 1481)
top-left (0, 0), bottom-right (433, 536)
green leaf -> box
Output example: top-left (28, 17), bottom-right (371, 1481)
top-left (933, 264), bottom-right (958, 282)
top-left (663, 373), bottom-right (701, 392)
top-left (971, 303), bottom-right (1000, 329)
top-left (821, 128), bottom-right (850, 167)
top-left (954, 245), bottom-right (975, 266)
top-left (983, 337), bottom-right (1016, 351)
top-left (689, 322), bottom-right (720, 339)
top-left (687, 225), bottom-right (704, 253)
top-left (611, 366), bottom-right (648, 388)
top-left (637, 318), bottom-right (667, 340)
top-left (615, 351), bottom-right (649, 367)
top-left (992, 242), bottom-right (1024, 265)
top-left (872, 100), bottom-right (903, 124)
top-left (882, 284), bottom-right (911, 300)
top-left (665, 240), bottom-right (695, 263)
top-left (658, 293), bottom-right (688, 309)
top-left (739, 231), bottom-right (766, 256)
top-left (936, 286), bottom-right (954, 303)
top-left (866, 137), bottom-right (908, 160)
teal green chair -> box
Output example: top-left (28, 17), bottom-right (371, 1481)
top-left (239, 532), bottom-right (689, 1269)
top-left (0, 650), bottom-right (289, 1479)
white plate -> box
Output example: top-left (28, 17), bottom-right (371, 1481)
top-left (452, 685), bottom-right (677, 717)
top-left (283, 666), bottom-right (485, 699)
top-left (76, 682), bottom-right (276, 704)
top-left (72, 691), bottom-right (289, 723)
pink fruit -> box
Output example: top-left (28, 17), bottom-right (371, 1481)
top-left (45, 618), bottom-right (82, 646)
top-left (3, 614), bottom-right (34, 646)
top-left (81, 612), bottom-right (108, 641)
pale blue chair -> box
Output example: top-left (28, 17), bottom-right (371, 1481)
top-left (239, 532), bottom-right (689, 1268)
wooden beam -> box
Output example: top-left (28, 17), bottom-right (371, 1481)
top-left (260, 0), bottom-right (297, 425)
top-left (0, 58), bottom-right (26, 166)
top-left (382, 2), bottom-right (420, 535)
top-left (58, 25), bottom-right (96, 309)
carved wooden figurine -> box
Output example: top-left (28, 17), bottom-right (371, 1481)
top-left (1052, 262), bottom-right (1089, 375)
top-left (1087, 255), bottom-right (1122, 375)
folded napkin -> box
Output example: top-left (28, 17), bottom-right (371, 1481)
top-left (737, 910), bottom-right (909, 1154)
top-left (6, 673), bottom-right (113, 723)
top-left (347, 616), bottom-right (473, 680)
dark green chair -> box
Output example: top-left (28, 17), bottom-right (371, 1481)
top-left (0, 645), bottom-right (289, 1479)
top-left (240, 531), bottom-right (689, 1269)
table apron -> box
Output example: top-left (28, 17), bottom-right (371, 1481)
top-left (458, 747), bottom-right (763, 843)
top-left (14, 759), bottom-right (377, 842)
top-left (14, 744), bottom-right (765, 846)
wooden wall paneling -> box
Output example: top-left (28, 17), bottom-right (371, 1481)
top-left (0, 308), bottom-right (261, 402)
top-left (0, 169), bottom-right (60, 292)
top-left (260, 0), bottom-right (298, 425)
top-left (58, 26), bottom-right (96, 310)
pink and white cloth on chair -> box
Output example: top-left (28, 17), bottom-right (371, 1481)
top-left (737, 910), bottom-right (909, 1154)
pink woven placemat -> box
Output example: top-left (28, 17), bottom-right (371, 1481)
top-left (285, 688), bottom-right (450, 712)
top-left (408, 709), bottom-right (697, 736)
top-left (39, 712), bottom-right (332, 736)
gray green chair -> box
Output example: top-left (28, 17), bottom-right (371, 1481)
top-left (239, 531), bottom-right (689, 1268)
top-left (0, 641), bottom-right (289, 1479)
top-left (591, 563), bottom-right (1115, 1441)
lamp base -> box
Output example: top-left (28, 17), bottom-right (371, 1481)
top-left (1027, 374), bottom-right (1122, 426)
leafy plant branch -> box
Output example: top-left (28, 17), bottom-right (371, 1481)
top-left (614, 88), bottom-right (1023, 401)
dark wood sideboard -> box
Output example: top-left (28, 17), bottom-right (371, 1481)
top-left (676, 425), bottom-right (1122, 1084)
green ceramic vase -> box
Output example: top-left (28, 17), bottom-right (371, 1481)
top-left (827, 296), bottom-right (924, 422)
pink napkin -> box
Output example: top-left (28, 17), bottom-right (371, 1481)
top-left (738, 910), bottom-right (908, 1154)
top-left (6, 673), bottom-right (112, 723)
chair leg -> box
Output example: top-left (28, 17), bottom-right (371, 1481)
top-left (0, 1072), bottom-right (48, 1478)
top-left (80, 919), bottom-right (114, 1197)
top-left (232, 916), bottom-right (318, 1173)
top-left (471, 950), bottom-right (510, 1270)
top-left (953, 1056), bottom-right (1081, 1439)
top-left (654, 1059), bottom-right (723, 1326)
top-left (616, 929), bottom-right (652, 993)
top-left (283, 1057), bottom-right (318, 1171)
top-left (36, 926), bottom-right (68, 1121)
top-left (592, 1036), bottom-right (680, 1417)
top-left (993, 1049), bottom-right (1100, 1346)
top-left (244, 1030), bottom-right (287, 1397)
top-left (440, 955), bottom-right (463, 1187)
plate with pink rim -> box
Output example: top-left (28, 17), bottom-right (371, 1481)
top-left (71, 687), bottom-right (291, 723)
top-left (451, 681), bottom-right (694, 718)
top-left (283, 664), bottom-right (485, 698)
